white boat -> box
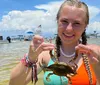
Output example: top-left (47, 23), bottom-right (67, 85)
top-left (24, 30), bottom-right (34, 41)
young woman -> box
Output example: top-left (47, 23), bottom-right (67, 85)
top-left (9, 0), bottom-right (100, 85)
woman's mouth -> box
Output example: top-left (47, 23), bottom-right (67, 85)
top-left (63, 33), bottom-right (75, 39)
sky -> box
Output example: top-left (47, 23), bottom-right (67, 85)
top-left (0, 0), bottom-right (100, 38)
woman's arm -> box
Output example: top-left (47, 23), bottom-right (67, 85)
top-left (9, 58), bottom-right (42, 85)
top-left (9, 35), bottom-right (54, 85)
top-left (9, 62), bottom-right (31, 85)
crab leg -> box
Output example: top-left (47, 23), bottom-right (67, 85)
top-left (66, 75), bottom-right (72, 85)
top-left (46, 73), bottom-right (54, 81)
top-left (69, 49), bottom-right (78, 63)
top-left (71, 63), bottom-right (78, 72)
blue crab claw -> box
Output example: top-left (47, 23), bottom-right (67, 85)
top-left (54, 61), bottom-right (59, 64)
top-left (69, 49), bottom-right (78, 63)
top-left (50, 49), bottom-right (59, 62)
top-left (46, 73), bottom-right (54, 82)
top-left (39, 58), bottom-right (49, 72)
top-left (46, 77), bottom-right (51, 82)
top-left (39, 59), bottom-right (46, 69)
top-left (39, 62), bottom-right (44, 69)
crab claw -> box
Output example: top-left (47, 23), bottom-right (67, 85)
top-left (50, 50), bottom-right (57, 62)
top-left (66, 75), bottom-right (72, 84)
top-left (67, 74), bottom-right (72, 78)
top-left (39, 58), bottom-right (46, 69)
top-left (46, 77), bottom-right (51, 82)
top-left (39, 62), bottom-right (44, 69)
top-left (69, 49), bottom-right (78, 63)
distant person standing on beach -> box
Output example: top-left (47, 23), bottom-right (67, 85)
top-left (9, 0), bottom-right (100, 85)
top-left (6, 36), bottom-right (11, 43)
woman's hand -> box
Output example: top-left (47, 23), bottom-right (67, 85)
top-left (28, 35), bottom-right (55, 62)
top-left (76, 44), bottom-right (100, 84)
top-left (75, 44), bottom-right (100, 63)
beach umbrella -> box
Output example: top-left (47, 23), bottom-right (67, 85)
top-left (26, 31), bottom-right (33, 34)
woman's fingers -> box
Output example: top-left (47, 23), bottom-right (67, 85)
top-left (32, 35), bottom-right (44, 49)
top-left (75, 44), bottom-right (99, 63)
top-left (35, 42), bottom-right (55, 54)
top-left (28, 35), bottom-right (55, 61)
top-left (33, 35), bottom-right (44, 43)
top-left (75, 44), bottom-right (90, 53)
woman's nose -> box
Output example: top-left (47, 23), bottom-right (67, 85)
top-left (65, 23), bottom-right (73, 31)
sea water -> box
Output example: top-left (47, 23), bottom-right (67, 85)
top-left (0, 37), bottom-right (100, 85)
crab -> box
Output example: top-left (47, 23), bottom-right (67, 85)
top-left (39, 49), bottom-right (78, 84)
top-left (39, 59), bottom-right (77, 84)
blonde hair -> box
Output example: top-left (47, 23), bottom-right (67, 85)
top-left (56, 0), bottom-right (89, 25)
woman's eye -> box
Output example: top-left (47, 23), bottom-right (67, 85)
top-left (74, 22), bottom-right (80, 26)
top-left (62, 20), bottom-right (68, 24)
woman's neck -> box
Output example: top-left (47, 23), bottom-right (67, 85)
top-left (61, 42), bottom-right (78, 55)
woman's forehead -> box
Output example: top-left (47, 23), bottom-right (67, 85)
top-left (59, 5), bottom-right (86, 21)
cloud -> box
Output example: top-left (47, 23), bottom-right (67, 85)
top-left (0, 10), bottom-right (46, 30)
top-left (87, 21), bottom-right (100, 33)
top-left (0, 0), bottom-right (100, 35)
top-left (35, 1), bottom-right (63, 12)
top-left (87, 6), bottom-right (100, 33)
top-left (88, 5), bottom-right (100, 20)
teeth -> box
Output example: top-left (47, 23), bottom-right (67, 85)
top-left (64, 33), bottom-right (73, 37)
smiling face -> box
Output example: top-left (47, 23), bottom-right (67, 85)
top-left (57, 5), bottom-right (87, 46)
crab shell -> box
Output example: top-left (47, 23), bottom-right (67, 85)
top-left (41, 62), bottom-right (77, 76)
